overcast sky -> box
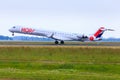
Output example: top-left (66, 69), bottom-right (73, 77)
top-left (0, 0), bottom-right (120, 38)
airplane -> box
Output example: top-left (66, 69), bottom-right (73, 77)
top-left (9, 26), bottom-right (114, 44)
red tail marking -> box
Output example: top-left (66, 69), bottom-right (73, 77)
top-left (89, 36), bottom-right (94, 41)
top-left (94, 27), bottom-right (104, 37)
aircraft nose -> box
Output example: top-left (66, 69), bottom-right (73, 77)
top-left (9, 28), bottom-right (13, 32)
top-left (9, 29), bottom-right (11, 32)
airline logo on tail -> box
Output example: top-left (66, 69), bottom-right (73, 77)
top-left (89, 27), bottom-right (105, 41)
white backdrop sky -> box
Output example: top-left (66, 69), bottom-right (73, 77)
top-left (0, 0), bottom-right (120, 38)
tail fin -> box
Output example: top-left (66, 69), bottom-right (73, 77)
top-left (89, 27), bottom-right (114, 41)
top-left (94, 27), bottom-right (105, 38)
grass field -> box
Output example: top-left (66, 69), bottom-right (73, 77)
top-left (0, 46), bottom-right (120, 80)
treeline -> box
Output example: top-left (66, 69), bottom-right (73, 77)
top-left (0, 35), bottom-right (120, 42)
top-left (0, 35), bottom-right (12, 40)
top-left (0, 35), bottom-right (53, 41)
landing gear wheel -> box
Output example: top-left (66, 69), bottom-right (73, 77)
top-left (55, 41), bottom-right (59, 44)
top-left (60, 41), bottom-right (64, 44)
top-left (12, 33), bottom-right (14, 36)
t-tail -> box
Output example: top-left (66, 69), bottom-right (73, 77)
top-left (89, 27), bottom-right (114, 41)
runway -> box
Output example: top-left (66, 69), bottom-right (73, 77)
top-left (0, 41), bottom-right (120, 47)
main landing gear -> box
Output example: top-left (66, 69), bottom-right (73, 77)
top-left (55, 40), bottom-right (64, 44)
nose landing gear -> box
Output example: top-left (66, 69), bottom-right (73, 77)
top-left (12, 33), bottom-right (14, 36)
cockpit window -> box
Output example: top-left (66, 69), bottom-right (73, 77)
top-left (13, 26), bottom-right (16, 28)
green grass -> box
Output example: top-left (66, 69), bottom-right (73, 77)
top-left (0, 46), bottom-right (120, 80)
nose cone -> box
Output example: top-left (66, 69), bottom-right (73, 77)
top-left (9, 26), bottom-right (16, 32)
top-left (9, 28), bottom-right (13, 32)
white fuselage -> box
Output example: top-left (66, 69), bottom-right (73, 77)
top-left (9, 26), bottom-right (88, 41)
